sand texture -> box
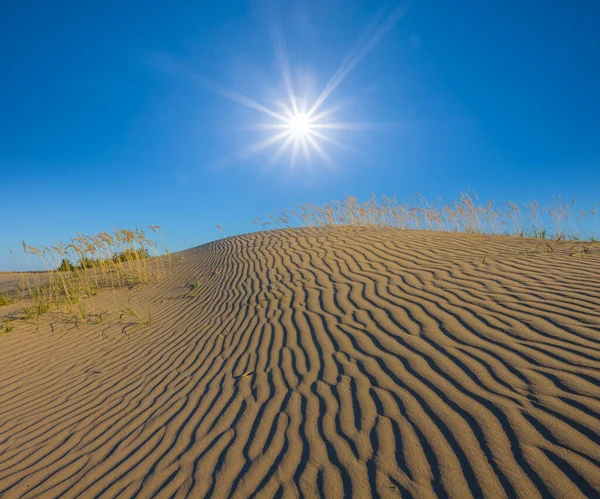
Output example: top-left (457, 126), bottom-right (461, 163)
top-left (0, 228), bottom-right (599, 498)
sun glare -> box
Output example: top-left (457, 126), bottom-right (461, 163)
top-left (287, 112), bottom-right (311, 138)
top-left (170, 3), bottom-right (406, 169)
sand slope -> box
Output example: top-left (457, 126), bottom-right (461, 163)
top-left (0, 228), bottom-right (599, 498)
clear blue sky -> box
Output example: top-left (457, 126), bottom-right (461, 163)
top-left (1, 1), bottom-right (599, 270)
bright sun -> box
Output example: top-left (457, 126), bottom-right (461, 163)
top-left (184, 2), bottom-right (405, 169)
top-left (287, 112), bottom-right (311, 138)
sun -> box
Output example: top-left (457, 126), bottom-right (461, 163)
top-left (168, 2), bottom-right (405, 169)
top-left (287, 112), bottom-right (311, 138)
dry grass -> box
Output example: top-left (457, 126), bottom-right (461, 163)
top-left (18, 226), bottom-right (167, 322)
top-left (1, 319), bottom-right (14, 335)
top-left (254, 191), bottom-right (600, 241)
top-left (120, 302), bottom-right (153, 334)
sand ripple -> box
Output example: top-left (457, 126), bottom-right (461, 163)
top-left (0, 228), bottom-right (599, 498)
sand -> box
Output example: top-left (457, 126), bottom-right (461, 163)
top-left (0, 227), bottom-right (599, 498)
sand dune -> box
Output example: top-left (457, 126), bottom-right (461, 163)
top-left (0, 228), bottom-right (599, 498)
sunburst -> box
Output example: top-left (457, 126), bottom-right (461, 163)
top-left (247, 100), bottom-right (345, 168)
top-left (150, 3), bottom-right (405, 170)
top-left (287, 112), bottom-right (311, 138)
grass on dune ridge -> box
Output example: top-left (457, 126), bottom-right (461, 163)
top-left (1, 190), bottom-right (599, 332)
top-left (254, 191), bottom-right (600, 241)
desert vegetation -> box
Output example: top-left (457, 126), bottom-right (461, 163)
top-left (254, 191), bottom-right (600, 241)
top-left (14, 226), bottom-right (167, 324)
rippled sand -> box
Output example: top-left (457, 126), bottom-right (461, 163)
top-left (1, 228), bottom-right (599, 498)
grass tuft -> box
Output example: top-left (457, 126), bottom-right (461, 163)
top-left (16, 226), bottom-right (167, 323)
top-left (188, 281), bottom-right (200, 297)
top-left (1, 320), bottom-right (14, 335)
top-left (120, 303), bottom-right (152, 327)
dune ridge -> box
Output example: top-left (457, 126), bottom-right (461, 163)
top-left (0, 227), bottom-right (599, 498)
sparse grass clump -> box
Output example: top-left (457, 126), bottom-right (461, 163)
top-left (120, 302), bottom-right (152, 334)
top-left (0, 294), bottom-right (10, 307)
top-left (19, 226), bottom-right (167, 322)
top-left (188, 281), bottom-right (200, 297)
top-left (1, 320), bottom-right (14, 335)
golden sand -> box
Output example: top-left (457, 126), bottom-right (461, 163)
top-left (0, 228), bottom-right (599, 497)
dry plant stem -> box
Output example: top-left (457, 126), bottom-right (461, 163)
top-left (1, 320), bottom-right (14, 334)
top-left (120, 303), bottom-right (152, 332)
top-left (19, 226), bottom-right (167, 323)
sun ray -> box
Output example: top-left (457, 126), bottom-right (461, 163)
top-left (290, 139), bottom-right (300, 171)
top-left (307, 98), bottom-right (355, 124)
top-left (310, 130), bottom-right (352, 152)
top-left (240, 130), bottom-right (291, 158)
top-left (264, 0), bottom-right (301, 116)
top-left (251, 123), bottom-right (293, 131)
top-left (300, 136), bottom-right (311, 164)
top-left (270, 134), bottom-right (296, 163)
top-left (147, 53), bottom-right (290, 123)
top-left (206, 83), bottom-right (287, 122)
top-left (308, 4), bottom-right (406, 116)
top-left (306, 135), bottom-right (332, 164)
top-left (311, 122), bottom-right (399, 131)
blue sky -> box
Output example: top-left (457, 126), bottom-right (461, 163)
top-left (1, 1), bottom-right (599, 270)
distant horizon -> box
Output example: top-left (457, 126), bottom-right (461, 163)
top-left (2, 1), bottom-right (599, 271)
